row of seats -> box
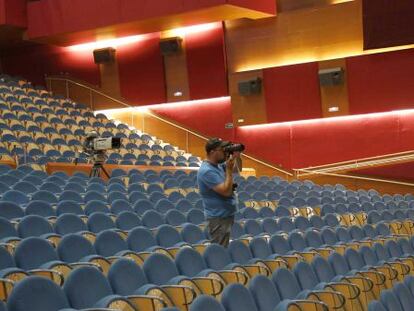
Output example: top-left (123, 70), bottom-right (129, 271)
top-left (234, 175), bottom-right (413, 204)
top-left (0, 165), bottom-right (197, 186)
top-left (0, 75), bottom-right (202, 167)
top-left (0, 211), bottom-right (206, 243)
top-left (5, 234), bottom-right (414, 311)
top-left (368, 276), bottom-right (414, 311)
top-left (0, 198), bottom-right (203, 218)
top-left (1, 219), bottom-right (409, 281)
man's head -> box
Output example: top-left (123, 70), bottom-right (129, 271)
top-left (205, 138), bottom-right (230, 164)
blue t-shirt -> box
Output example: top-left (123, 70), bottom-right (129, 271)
top-left (197, 161), bottom-right (236, 219)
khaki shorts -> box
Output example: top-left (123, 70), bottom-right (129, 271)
top-left (207, 216), bottom-right (235, 248)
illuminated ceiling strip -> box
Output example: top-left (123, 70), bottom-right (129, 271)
top-left (67, 35), bottom-right (147, 51)
top-left (166, 22), bottom-right (220, 38)
top-left (239, 108), bottom-right (414, 130)
top-left (67, 22), bottom-right (220, 52)
top-left (237, 44), bottom-right (414, 72)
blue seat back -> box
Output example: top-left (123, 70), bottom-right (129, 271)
top-left (271, 268), bottom-right (302, 300)
top-left (63, 266), bottom-right (114, 309)
top-left (7, 276), bottom-right (70, 311)
top-left (54, 214), bottom-right (87, 235)
top-left (14, 237), bottom-right (59, 270)
top-left (190, 295), bottom-right (225, 311)
top-left (108, 258), bottom-right (148, 296)
top-left (57, 234), bottom-right (96, 263)
top-left (221, 283), bottom-right (259, 311)
top-left (127, 227), bottom-right (157, 252)
top-left (175, 247), bottom-right (208, 277)
top-left (17, 215), bottom-right (53, 238)
top-left (94, 230), bottom-right (128, 257)
top-left (203, 244), bottom-right (232, 270)
top-left (143, 253), bottom-right (179, 285)
top-left (249, 275), bottom-right (283, 311)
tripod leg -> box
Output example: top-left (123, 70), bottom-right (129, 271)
top-left (90, 166), bottom-right (100, 178)
top-left (100, 165), bottom-right (111, 179)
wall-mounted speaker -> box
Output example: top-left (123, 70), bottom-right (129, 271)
top-left (318, 67), bottom-right (344, 86)
top-left (238, 77), bottom-right (262, 96)
top-left (93, 48), bottom-right (116, 64)
top-left (160, 37), bottom-right (182, 56)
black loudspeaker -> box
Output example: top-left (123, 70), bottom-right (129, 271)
top-left (93, 48), bottom-right (116, 64)
top-left (319, 67), bottom-right (344, 86)
top-left (160, 37), bottom-right (182, 55)
top-left (238, 77), bottom-right (262, 96)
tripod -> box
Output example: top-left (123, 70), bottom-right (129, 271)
top-left (89, 161), bottom-right (111, 179)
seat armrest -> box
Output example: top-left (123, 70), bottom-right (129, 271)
top-left (342, 276), bottom-right (374, 292)
top-left (29, 269), bottom-right (64, 286)
top-left (307, 289), bottom-right (346, 309)
top-left (325, 281), bottom-right (361, 300)
top-left (217, 270), bottom-right (249, 285)
top-left (0, 278), bottom-right (14, 301)
top-left (191, 276), bottom-right (224, 297)
top-left (356, 270), bottom-right (386, 285)
top-left (127, 294), bottom-right (167, 311)
top-left (292, 299), bottom-right (329, 311)
top-left (161, 284), bottom-right (196, 309)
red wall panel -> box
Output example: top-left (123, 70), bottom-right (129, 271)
top-left (263, 62), bottom-right (322, 123)
top-left (289, 114), bottom-right (400, 168)
top-left (27, 0), bottom-right (275, 41)
top-left (236, 123), bottom-right (292, 168)
top-left (397, 111), bottom-right (414, 151)
top-left (185, 23), bottom-right (228, 100)
top-left (363, 0), bottom-right (414, 50)
top-left (4, 0), bottom-right (27, 27)
top-left (117, 34), bottom-right (166, 105)
top-left (347, 49), bottom-right (414, 115)
top-left (0, 0), bottom-right (7, 24)
top-left (235, 111), bottom-right (414, 169)
top-left (151, 97), bottom-right (235, 141)
top-left (0, 44), bottom-right (100, 87)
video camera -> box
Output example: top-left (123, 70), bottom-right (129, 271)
top-left (223, 143), bottom-right (245, 155)
top-left (83, 132), bottom-right (122, 165)
top-left (85, 137), bottom-right (122, 151)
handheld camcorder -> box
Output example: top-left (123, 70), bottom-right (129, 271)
top-left (223, 143), bottom-right (245, 155)
top-left (224, 143), bottom-right (244, 192)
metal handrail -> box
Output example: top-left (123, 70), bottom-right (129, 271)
top-left (295, 152), bottom-right (414, 178)
top-left (46, 76), bottom-right (130, 108)
top-left (295, 168), bottom-right (414, 188)
top-left (45, 76), bottom-right (293, 176)
top-left (300, 150), bottom-right (414, 170)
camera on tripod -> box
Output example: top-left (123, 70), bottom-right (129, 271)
top-left (84, 136), bottom-right (122, 153)
top-left (83, 131), bottom-right (122, 178)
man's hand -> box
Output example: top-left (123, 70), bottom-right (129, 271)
top-left (212, 154), bottom-right (235, 197)
top-left (226, 154), bottom-right (236, 173)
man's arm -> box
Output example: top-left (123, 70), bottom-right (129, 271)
top-left (212, 155), bottom-right (236, 197)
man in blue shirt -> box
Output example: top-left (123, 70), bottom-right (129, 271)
top-left (197, 138), bottom-right (241, 247)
